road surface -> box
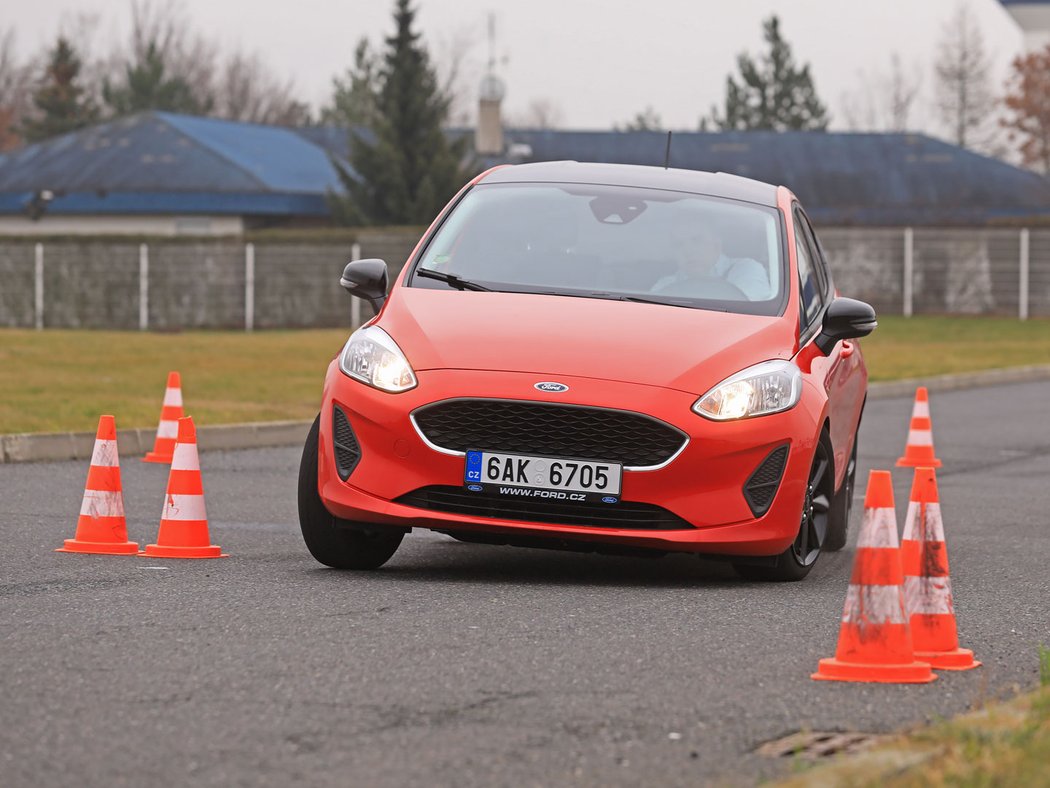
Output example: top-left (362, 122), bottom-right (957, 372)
top-left (2, 381), bottom-right (1048, 786)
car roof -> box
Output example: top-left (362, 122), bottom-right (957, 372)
top-left (478, 161), bottom-right (780, 207)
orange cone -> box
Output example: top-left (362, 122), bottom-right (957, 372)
top-left (142, 416), bottom-right (226, 559)
top-left (901, 467), bottom-right (980, 671)
top-left (143, 371), bottom-right (184, 464)
top-left (57, 415), bottom-right (139, 555)
top-left (896, 387), bottom-right (942, 468)
top-left (812, 470), bottom-right (936, 683)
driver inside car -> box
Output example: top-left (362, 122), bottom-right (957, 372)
top-left (651, 221), bottom-right (770, 300)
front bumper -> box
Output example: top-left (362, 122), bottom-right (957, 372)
top-left (317, 362), bottom-right (823, 557)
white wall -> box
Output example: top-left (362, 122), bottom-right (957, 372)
top-left (0, 214), bottom-right (245, 236)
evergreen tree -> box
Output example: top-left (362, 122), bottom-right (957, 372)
top-left (103, 40), bottom-right (207, 116)
top-left (707, 16), bottom-right (828, 132)
top-left (321, 38), bottom-right (379, 128)
top-left (329, 0), bottom-right (467, 226)
top-left (23, 37), bottom-right (98, 142)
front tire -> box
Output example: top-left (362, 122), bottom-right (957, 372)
top-left (733, 433), bottom-right (833, 582)
top-left (824, 434), bottom-right (858, 552)
top-left (298, 414), bottom-right (404, 569)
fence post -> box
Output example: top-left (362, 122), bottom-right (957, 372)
top-left (245, 243), bottom-right (255, 332)
top-left (1019, 228), bottom-right (1030, 322)
top-left (902, 227), bottom-right (914, 317)
top-left (350, 242), bottom-right (362, 329)
top-left (139, 243), bottom-right (149, 331)
top-left (34, 243), bottom-right (44, 330)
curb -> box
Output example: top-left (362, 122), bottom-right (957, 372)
top-left (866, 364), bottom-right (1050, 400)
top-left (3, 365), bottom-right (1050, 465)
top-left (0, 420), bottom-right (312, 465)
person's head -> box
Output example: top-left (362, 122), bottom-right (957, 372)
top-left (672, 221), bottom-right (722, 274)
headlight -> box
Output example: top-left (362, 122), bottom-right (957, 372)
top-left (693, 360), bottom-right (801, 421)
top-left (338, 326), bottom-right (417, 393)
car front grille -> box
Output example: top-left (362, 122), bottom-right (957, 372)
top-left (394, 485), bottom-right (694, 530)
top-left (332, 405), bottom-right (361, 480)
top-left (743, 445), bottom-right (789, 516)
top-left (412, 399), bottom-right (687, 468)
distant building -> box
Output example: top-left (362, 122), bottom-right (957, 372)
top-left (1000, 0), bottom-right (1050, 49)
top-left (3, 109), bottom-right (1050, 235)
top-left (0, 112), bottom-right (345, 236)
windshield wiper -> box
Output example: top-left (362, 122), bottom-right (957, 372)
top-left (415, 268), bottom-right (491, 292)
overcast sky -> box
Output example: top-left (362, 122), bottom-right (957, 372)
top-left (6, 0), bottom-right (1026, 134)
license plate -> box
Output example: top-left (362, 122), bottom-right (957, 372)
top-left (464, 450), bottom-right (622, 503)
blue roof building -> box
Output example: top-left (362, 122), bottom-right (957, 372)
top-left (2, 111), bottom-right (1050, 234)
top-left (0, 112), bottom-right (349, 235)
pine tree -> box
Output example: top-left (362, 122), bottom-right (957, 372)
top-left (329, 0), bottom-right (467, 226)
top-left (23, 37), bottom-right (98, 142)
top-left (707, 16), bottom-right (828, 132)
top-left (321, 38), bottom-right (379, 128)
top-left (103, 40), bottom-right (207, 116)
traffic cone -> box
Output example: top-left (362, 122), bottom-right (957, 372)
top-left (896, 387), bottom-right (942, 468)
top-left (812, 470), bottom-right (936, 683)
top-left (143, 371), bottom-right (184, 464)
top-left (142, 416), bottom-right (226, 558)
top-left (901, 467), bottom-right (980, 671)
top-left (57, 415), bottom-right (139, 555)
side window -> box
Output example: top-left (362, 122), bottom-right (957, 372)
top-left (796, 210), bottom-right (833, 298)
top-left (794, 214), bottom-right (823, 328)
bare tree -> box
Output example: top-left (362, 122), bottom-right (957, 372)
top-left (0, 28), bottom-right (35, 150)
top-left (840, 53), bottom-right (922, 132)
top-left (431, 24), bottom-right (480, 128)
top-left (933, 3), bottom-right (997, 150)
top-left (212, 49), bottom-right (309, 125)
top-left (119, 0), bottom-right (218, 112)
top-left (508, 97), bottom-right (564, 129)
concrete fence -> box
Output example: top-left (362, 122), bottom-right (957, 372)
top-left (1, 226), bottom-right (1048, 330)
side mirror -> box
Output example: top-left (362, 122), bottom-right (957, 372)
top-left (815, 297), bottom-right (877, 355)
top-left (340, 258), bottom-right (388, 312)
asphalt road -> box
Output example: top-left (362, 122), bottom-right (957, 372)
top-left (2, 381), bottom-right (1049, 787)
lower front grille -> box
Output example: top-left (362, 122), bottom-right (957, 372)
top-left (332, 405), bottom-right (361, 480)
top-left (394, 485), bottom-right (694, 530)
top-left (743, 445), bottom-right (789, 516)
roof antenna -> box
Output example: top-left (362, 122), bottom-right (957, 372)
top-left (663, 131), bottom-right (672, 169)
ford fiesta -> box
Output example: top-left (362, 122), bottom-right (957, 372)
top-left (298, 162), bottom-right (876, 581)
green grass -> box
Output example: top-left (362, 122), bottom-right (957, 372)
top-left (2, 315), bottom-right (1049, 434)
top-left (0, 329), bottom-right (347, 434)
top-left (862, 315), bottom-right (1050, 381)
top-left (777, 684), bottom-right (1050, 787)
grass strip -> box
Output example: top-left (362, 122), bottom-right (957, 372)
top-left (1, 316), bottom-right (1049, 434)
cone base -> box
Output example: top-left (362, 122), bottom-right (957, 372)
top-left (916, 648), bottom-right (981, 671)
top-left (56, 539), bottom-right (140, 555)
top-left (141, 543), bottom-right (226, 559)
top-left (812, 657), bottom-right (938, 684)
top-left (896, 457), bottom-right (943, 468)
top-left (142, 452), bottom-right (173, 464)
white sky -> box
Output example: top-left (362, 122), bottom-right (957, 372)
top-left (5, 0), bottom-right (1026, 134)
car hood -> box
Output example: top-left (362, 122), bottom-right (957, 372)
top-left (379, 289), bottom-right (797, 394)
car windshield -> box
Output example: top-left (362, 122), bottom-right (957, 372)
top-left (411, 182), bottom-right (786, 316)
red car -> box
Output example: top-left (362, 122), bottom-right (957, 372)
top-left (298, 162), bottom-right (875, 581)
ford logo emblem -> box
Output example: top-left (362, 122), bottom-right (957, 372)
top-left (467, 484), bottom-right (483, 492)
top-left (601, 496), bottom-right (619, 504)
top-left (534, 381), bottom-right (569, 393)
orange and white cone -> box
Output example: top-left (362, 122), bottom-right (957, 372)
top-left (143, 371), bottom-right (184, 464)
top-left (57, 415), bottom-right (139, 555)
top-left (812, 470), bottom-right (936, 684)
top-left (896, 387), bottom-right (942, 468)
top-left (142, 416), bottom-right (226, 559)
top-left (901, 467), bottom-right (980, 671)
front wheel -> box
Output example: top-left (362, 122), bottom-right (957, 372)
top-left (298, 414), bottom-right (404, 569)
top-left (733, 434), bottom-right (833, 582)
